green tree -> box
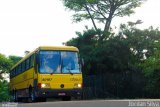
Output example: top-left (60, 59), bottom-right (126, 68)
top-left (0, 54), bottom-right (22, 101)
top-left (65, 28), bottom-right (143, 98)
top-left (141, 41), bottom-right (160, 97)
top-left (0, 80), bottom-right (10, 101)
top-left (0, 54), bottom-right (12, 102)
top-left (66, 29), bottom-right (102, 74)
top-left (62, 0), bottom-right (146, 34)
top-left (9, 55), bottom-right (22, 66)
top-left (119, 24), bottom-right (160, 60)
top-left (0, 54), bottom-right (12, 80)
top-left (0, 54), bottom-right (22, 80)
top-left (65, 24), bottom-right (160, 98)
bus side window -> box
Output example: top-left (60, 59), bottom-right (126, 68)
top-left (26, 59), bottom-right (30, 70)
top-left (22, 61), bottom-right (26, 72)
top-left (17, 65), bottom-right (20, 74)
top-left (30, 55), bottom-right (34, 68)
top-left (18, 64), bottom-right (22, 74)
top-left (14, 68), bottom-right (16, 76)
top-left (12, 69), bottom-right (14, 77)
top-left (24, 60), bottom-right (27, 71)
top-left (20, 64), bottom-right (22, 74)
top-left (15, 67), bottom-right (17, 76)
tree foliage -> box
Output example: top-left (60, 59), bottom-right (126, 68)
top-left (119, 25), bottom-right (160, 60)
top-left (0, 54), bottom-right (12, 80)
top-left (65, 24), bottom-right (160, 98)
top-left (9, 55), bottom-right (22, 66)
top-left (0, 54), bottom-right (22, 81)
top-left (0, 54), bottom-right (22, 101)
top-left (62, 0), bottom-right (146, 33)
top-left (141, 41), bottom-right (160, 96)
top-left (0, 80), bottom-right (10, 101)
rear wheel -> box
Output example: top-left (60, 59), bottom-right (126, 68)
top-left (13, 91), bottom-right (17, 102)
top-left (13, 90), bottom-right (22, 102)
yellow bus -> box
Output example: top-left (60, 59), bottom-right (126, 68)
top-left (10, 46), bottom-right (83, 102)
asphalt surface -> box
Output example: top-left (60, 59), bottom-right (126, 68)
top-left (1, 99), bottom-right (160, 107)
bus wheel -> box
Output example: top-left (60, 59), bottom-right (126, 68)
top-left (29, 88), bottom-right (36, 102)
top-left (13, 90), bottom-right (22, 102)
top-left (13, 91), bottom-right (17, 102)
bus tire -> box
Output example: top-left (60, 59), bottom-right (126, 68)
top-left (29, 87), bottom-right (37, 102)
top-left (13, 90), bottom-right (22, 102)
top-left (13, 90), bottom-right (17, 102)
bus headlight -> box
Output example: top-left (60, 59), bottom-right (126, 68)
top-left (74, 83), bottom-right (82, 88)
top-left (41, 84), bottom-right (46, 88)
top-left (77, 84), bottom-right (82, 88)
top-left (38, 83), bottom-right (50, 88)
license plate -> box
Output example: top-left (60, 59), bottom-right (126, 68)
top-left (58, 93), bottom-right (66, 96)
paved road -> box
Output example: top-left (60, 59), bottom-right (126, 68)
top-left (1, 99), bottom-right (160, 107)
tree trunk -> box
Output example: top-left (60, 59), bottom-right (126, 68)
top-left (100, 11), bottom-right (114, 42)
top-left (103, 13), bottom-right (113, 34)
top-left (85, 4), bottom-right (98, 32)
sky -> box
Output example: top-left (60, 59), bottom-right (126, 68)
top-left (0, 0), bottom-right (160, 57)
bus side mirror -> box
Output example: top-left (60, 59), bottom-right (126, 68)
top-left (81, 58), bottom-right (84, 66)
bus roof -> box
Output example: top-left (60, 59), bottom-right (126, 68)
top-left (10, 46), bottom-right (78, 70)
top-left (38, 46), bottom-right (78, 51)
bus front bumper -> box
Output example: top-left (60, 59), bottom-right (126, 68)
top-left (35, 88), bottom-right (82, 98)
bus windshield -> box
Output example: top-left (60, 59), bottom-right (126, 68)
top-left (39, 51), bottom-right (81, 74)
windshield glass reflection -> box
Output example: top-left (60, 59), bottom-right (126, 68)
top-left (39, 51), bottom-right (80, 74)
top-left (39, 51), bottom-right (61, 73)
top-left (61, 51), bottom-right (80, 74)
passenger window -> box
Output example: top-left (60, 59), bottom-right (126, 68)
top-left (30, 55), bottom-right (34, 67)
top-left (19, 64), bottom-right (22, 73)
top-left (26, 59), bottom-right (30, 69)
top-left (15, 67), bottom-right (17, 76)
top-left (22, 61), bottom-right (25, 72)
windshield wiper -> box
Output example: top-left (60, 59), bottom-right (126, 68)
top-left (66, 68), bottom-right (74, 75)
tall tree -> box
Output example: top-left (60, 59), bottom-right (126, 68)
top-left (65, 24), bottom-right (160, 98)
top-left (0, 54), bottom-right (12, 80)
top-left (62, 0), bottom-right (146, 36)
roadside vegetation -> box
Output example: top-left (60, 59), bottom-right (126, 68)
top-left (0, 55), bottom-right (22, 101)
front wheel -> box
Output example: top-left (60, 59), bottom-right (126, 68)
top-left (13, 90), bottom-right (22, 102)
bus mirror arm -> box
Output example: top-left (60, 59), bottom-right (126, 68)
top-left (81, 58), bottom-right (84, 67)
